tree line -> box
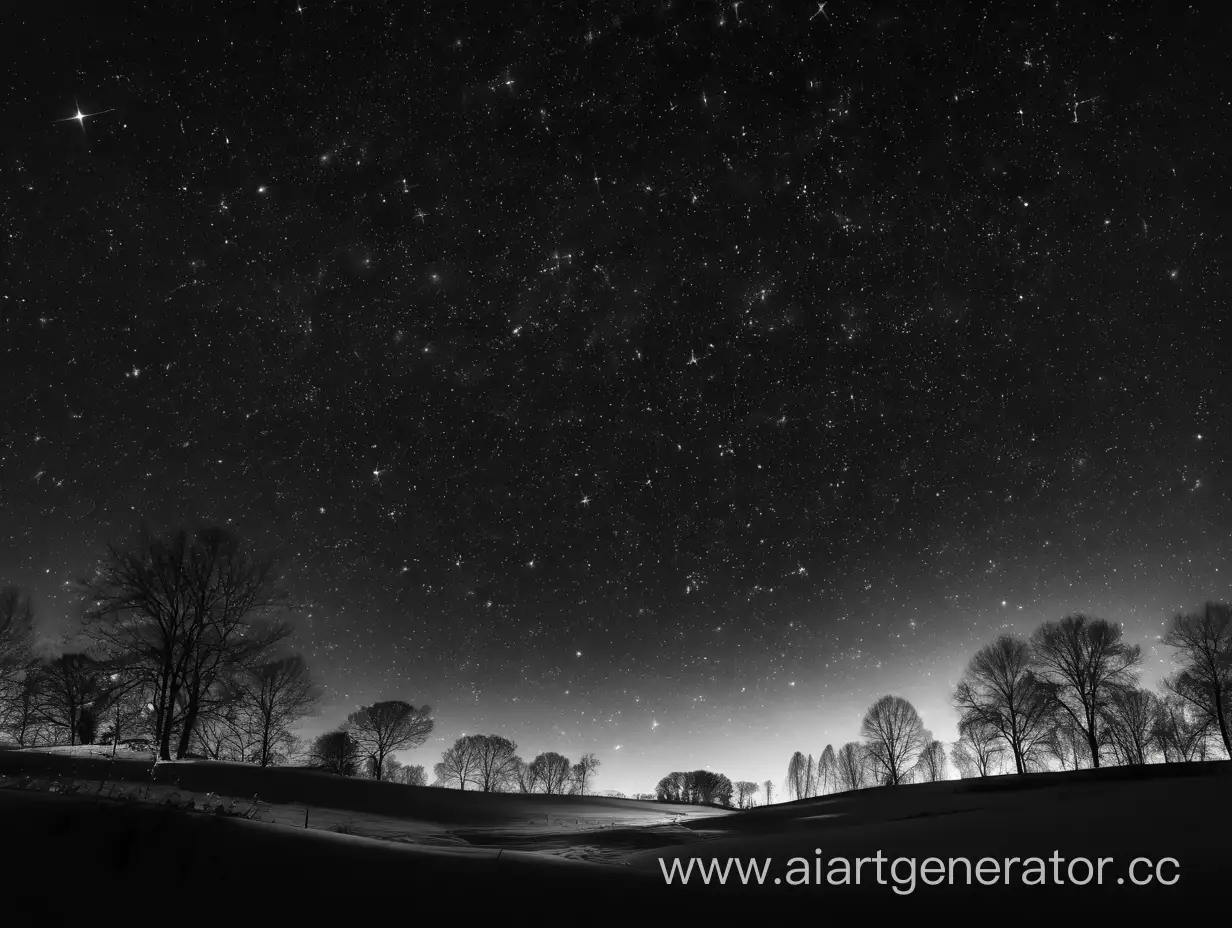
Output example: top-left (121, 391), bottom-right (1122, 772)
top-left (781, 608), bottom-right (1232, 797)
top-left (0, 527), bottom-right (434, 782)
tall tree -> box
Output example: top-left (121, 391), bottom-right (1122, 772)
top-left (435, 735), bottom-right (481, 789)
top-left (913, 739), bottom-right (948, 782)
top-left (82, 527), bottom-right (292, 760)
top-left (954, 635), bottom-right (1054, 774)
top-left (0, 587), bottom-right (35, 687)
top-left (785, 750), bottom-right (810, 800)
top-left (309, 730), bottom-right (360, 776)
top-left (734, 780), bottom-right (759, 809)
top-left (1030, 615), bottom-right (1142, 768)
top-left (951, 718), bottom-right (1004, 777)
top-left (763, 780), bottom-right (774, 805)
top-left (1162, 602), bottom-right (1232, 757)
top-left (860, 695), bottom-right (929, 786)
top-left (528, 751), bottom-right (572, 794)
top-left (39, 653), bottom-right (107, 746)
top-left (231, 656), bottom-right (319, 767)
top-left (817, 744), bottom-right (836, 796)
top-left (344, 701), bottom-right (434, 780)
top-left (570, 751), bottom-right (601, 795)
top-left (834, 742), bottom-right (866, 792)
top-left (1102, 686), bottom-right (1158, 765)
top-left (1153, 695), bottom-right (1211, 763)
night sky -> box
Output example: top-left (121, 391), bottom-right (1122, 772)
top-left (3, 1), bottom-right (1229, 796)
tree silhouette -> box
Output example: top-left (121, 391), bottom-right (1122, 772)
top-left (309, 730), bottom-right (360, 775)
top-left (529, 752), bottom-right (572, 794)
top-left (951, 718), bottom-right (1004, 777)
top-left (1153, 695), bottom-right (1211, 762)
top-left (785, 750), bottom-right (810, 800)
top-left (763, 779), bottom-right (773, 805)
top-left (817, 744), bottom-right (836, 795)
top-left (82, 527), bottom-right (292, 760)
top-left (39, 653), bottom-right (108, 746)
top-left (954, 635), bottom-right (1054, 774)
top-left (913, 739), bottom-right (948, 782)
top-left (570, 752), bottom-right (601, 795)
top-left (1031, 615), bottom-right (1142, 768)
top-left (734, 780), bottom-right (759, 809)
top-left (834, 741), bottom-right (867, 791)
top-left (861, 695), bottom-right (929, 786)
top-left (230, 656), bottom-right (319, 767)
top-left (1102, 686), bottom-right (1158, 765)
top-left (344, 700), bottom-right (433, 781)
top-left (1161, 602), bottom-right (1232, 757)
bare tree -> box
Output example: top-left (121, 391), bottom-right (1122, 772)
top-left (834, 742), bottom-right (867, 791)
top-left (1162, 603), bottom-right (1232, 757)
top-left (529, 751), bottom-right (572, 794)
top-left (734, 780), bottom-right (759, 809)
top-left (1153, 695), bottom-right (1211, 763)
top-left (954, 635), bottom-right (1054, 774)
top-left (1044, 716), bottom-right (1092, 770)
top-left (81, 527), bottom-right (293, 760)
top-left (1102, 686), bottom-right (1158, 765)
top-left (0, 589), bottom-right (39, 742)
top-left (309, 730), bottom-right (361, 775)
top-left (0, 587), bottom-right (35, 685)
top-left (951, 718), bottom-right (1004, 777)
top-left (785, 750), bottom-right (810, 800)
top-left (398, 763), bottom-right (428, 786)
top-left (861, 695), bottom-right (929, 786)
top-left (39, 653), bottom-right (108, 745)
top-left (344, 701), bottom-right (433, 781)
top-left (512, 757), bottom-right (539, 793)
top-left (231, 656), bottom-right (319, 767)
top-left (1030, 615), bottom-right (1142, 768)
top-left (0, 662), bottom-right (51, 747)
top-left (570, 751), bottom-right (601, 795)
top-left (435, 735), bottom-right (481, 789)
top-left (763, 779), bottom-right (774, 805)
top-left (817, 744), bottom-right (836, 795)
top-left (913, 739), bottom-right (948, 782)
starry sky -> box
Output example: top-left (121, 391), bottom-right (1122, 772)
top-left (2, 0), bottom-right (1229, 796)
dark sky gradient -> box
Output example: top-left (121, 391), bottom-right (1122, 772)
top-left (2, 1), bottom-right (1229, 794)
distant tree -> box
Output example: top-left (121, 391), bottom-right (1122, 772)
top-left (913, 739), bottom-right (948, 782)
top-left (817, 744), bottom-right (837, 795)
top-left (344, 701), bottom-right (434, 781)
top-left (0, 587), bottom-right (35, 690)
top-left (954, 635), bottom-right (1054, 774)
top-left (686, 770), bottom-right (733, 806)
top-left (734, 780), bottom-right (760, 809)
top-left (400, 763), bottom-right (428, 786)
top-left (1, 662), bottom-right (51, 747)
top-left (1162, 603), bottom-right (1232, 757)
top-left (529, 752), bottom-right (572, 794)
top-left (1031, 615), bottom-right (1142, 768)
top-left (1102, 686), bottom-right (1159, 765)
top-left (763, 779), bottom-right (774, 805)
top-left (435, 736), bottom-right (481, 789)
top-left (785, 751), bottom-right (810, 800)
top-left (834, 742), bottom-right (867, 792)
top-left (861, 695), bottom-right (929, 786)
top-left (39, 653), bottom-right (109, 746)
top-left (82, 527), bottom-right (292, 760)
top-left (1044, 717), bottom-right (1092, 771)
top-left (569, 752), bottom-right (601, 795)
top-left (951, 719), bottom-right (1004, 778)
top-left (511, 757), bottom-right (538, 793)
top-left (603, 790), bottom-right (627, 799)
top-left (1153, 695), bottom-right (1211, 763)
top-left (230, 656), bottom-right (319, 767)
top-left (379, 756), bottom-right (403, 781)
top-left (309, 730), bottom-right (361, 776)
top-left (656, 771), bottom-right (686, 802)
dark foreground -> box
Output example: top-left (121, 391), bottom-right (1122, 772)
top-left (2, 755), bottom-right (1229, 918)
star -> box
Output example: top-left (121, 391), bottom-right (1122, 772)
top-left (55, 100), bottom-right (116, 132)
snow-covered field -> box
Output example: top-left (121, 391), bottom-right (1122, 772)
top-left (2, 746), bottom-right (1228, 914)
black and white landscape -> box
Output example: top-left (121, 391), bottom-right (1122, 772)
top-left (2, 0), bottom-right (1229, 912)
